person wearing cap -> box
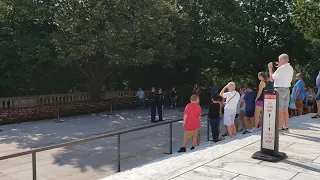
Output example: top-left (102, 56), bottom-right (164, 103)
top-left (156, 88), bottom-right (165, 121)
top-left (149, 87), bottom-right (157, 123)
top-left (268, 54), bottom-right (294, 132)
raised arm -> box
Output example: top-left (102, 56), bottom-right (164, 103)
top-left (219, 84), bottom-right (228, 97)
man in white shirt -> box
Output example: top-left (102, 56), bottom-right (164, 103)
top-left (268, 54), bottom-right (294, 131)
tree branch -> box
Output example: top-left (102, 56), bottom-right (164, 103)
top-left (73, 60), bottom-right (90, 78)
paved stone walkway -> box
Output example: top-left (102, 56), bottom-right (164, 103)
top-left (0, 106), bottom-right (210, 180)
top-left (101, 114), bottom-right (320, 180)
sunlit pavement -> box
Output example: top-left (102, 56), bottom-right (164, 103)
top-left (0, 106), bottom-right (211, 180)
top-left (102, 114), bottom-right (320, 180)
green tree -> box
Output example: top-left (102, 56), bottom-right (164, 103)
top-left (52, 0), bottom-right (178, 101)
top-left (175, 0), bottom-right (251, 83)
top-left (0, 0), bottom-right (59, 96)
top-left (292, 0), bottom-right (320, 41)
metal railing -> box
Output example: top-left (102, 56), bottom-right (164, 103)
top-left (0, 113), bottom-right (209, 180)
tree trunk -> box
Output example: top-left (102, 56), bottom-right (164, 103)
top-left (90, 76), bottom-right (103, 102)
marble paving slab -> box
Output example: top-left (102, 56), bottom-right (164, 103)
top-left (291, 173), bottom-right (320, 180)
top-left (101, 114), bottom-right (320, 180)
top-left (179, 166), bottom-right (238, 180)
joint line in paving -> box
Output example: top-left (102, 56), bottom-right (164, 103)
top-left (169, 138), bottom-right (261, 180)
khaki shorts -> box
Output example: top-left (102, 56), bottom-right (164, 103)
top-left (184, 129), bottom-right (200, 140)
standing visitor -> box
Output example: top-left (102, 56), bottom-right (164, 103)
top-left (304, 88), bottom-right (310, 114)
top-left (171, 87), bottom-right (178, 108)
top-left (156, 88), bottom-right (165, 121)
top-left (242, 85), bottom-right (257, 134)
top-left (136, 88), bottom-right (145, 108)
top-left (254, 72), bottom-right (267, 130)
top-left (291, 73), bottom-right (305, 116)
top-left (289, 95), bottom-right (297, 117)
top-left (192, 84), bottom-right (200, 96)
top-left (149, 87), bottom-right (157, 123)
top-left (239, 88), bottom-right (246, 131)
top-left (208, 94), bottom-right (222, 142)
top-left (219, 82), bottom-right (240, 137)
top-left (268, 54), bottom-right (294, 131)
top-left (211, 84), bottom-right (219, 97)
top-left (312, 71), bottom-right (320, 118)
top-left (178, 95), bottom-right (202, 152)
top-left (307, 88), bottom-right (315, 113)
top-left (235, 88), bottom-right (241, 132)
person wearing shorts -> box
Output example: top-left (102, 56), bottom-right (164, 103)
top-left (178, 95), bottom-right (202, 152)
top-left (268, 54), bottom-right (294, 131)
top-left (255, 72), bottom-right (267, 129)
top-left (312, 72), bottom-right (320, 118)
top-left (306, 88), bottom-right (315, 113)
top-left (291, 73), bottom-right (305, 116)
top-left (220, 82), bottom-right (240, 137)
top-left (241, 85), bottom-right (257, 134)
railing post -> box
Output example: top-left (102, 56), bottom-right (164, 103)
top-left (117, 134), bottom-right (120, 172)
top-left (169, 122), bottom-right (173, 154)
top-left (57, 104), bottom-right (60, 122)
top-left (110, 102), bottom-right (113, 115)
top-left (32, 152), bottom-right (37, 180)
top-left (207, 118), bottom-right (210, 141)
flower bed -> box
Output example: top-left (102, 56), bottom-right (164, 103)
top-left (0, 97), bottom-right (137, 125)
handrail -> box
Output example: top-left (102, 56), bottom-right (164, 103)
top-left (0, 113), bottom-right (208, 180)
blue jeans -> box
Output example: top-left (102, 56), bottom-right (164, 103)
top-left (139, 98), bottom-right (145, 107)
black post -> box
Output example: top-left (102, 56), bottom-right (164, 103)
top-left (252, 90), bottom-right (287, 162)
top-left (57, 105), bottom-right (60, 122)
top-left (169, 123), bottom-right (173, 154)
top-left (32, 152), bottom-right (37, 180)
top-left (207, 119), bottom-right (210, 141)
top-left (17, 98), bottom-right (20, 124)
top-left (110, 102), bottom-right (113, 114)
top-left (117, 134), bottom-right (120, 172)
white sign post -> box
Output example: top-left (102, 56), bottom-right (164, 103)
top-left (252, 90), bottom-right (287, 162)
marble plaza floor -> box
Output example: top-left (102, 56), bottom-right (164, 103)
top-left (0, 106), bottom-right (211, 180)
top-left (101, 114), bottom-right (320, 180)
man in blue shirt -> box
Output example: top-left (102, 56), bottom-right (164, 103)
top-left (291, 73), bottom-right (305, 115)
top-left (241, 84), bottom-right (257, 134)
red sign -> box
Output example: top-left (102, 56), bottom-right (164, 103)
top-left (264, 94), bottom-right (276, 99)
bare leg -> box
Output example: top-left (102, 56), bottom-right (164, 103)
top-left (182, 139), bottom-right (188, 147)
top-left (227, 125), bottom-right (233, 137)
top-left (234, 119), bottom-right (238, 132)
top-left (254, 106), bottom-right (262, 128)
top-left (197, 134), bottom-right (200, 146)
top-left (284, 110), bottom-right (289, 128)
top-left (192, 136), bottom-right (197, 147)
top-left (232, 124), bottom-right (237, 136)
top-left (243, 116), bottom-right (249, 129)
top-left (279, 111), bottom-right (284, 129)
top-left (250, 117), bottom-right (255, 129)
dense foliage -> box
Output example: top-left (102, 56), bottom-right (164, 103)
top-left (0, 0), bottom-right (319, 99)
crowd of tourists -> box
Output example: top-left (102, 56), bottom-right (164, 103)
top-left (178, 53), bottom-right (320, 152)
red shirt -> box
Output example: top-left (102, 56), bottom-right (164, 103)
top-left (184, 103), bottom-right (202, 131)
